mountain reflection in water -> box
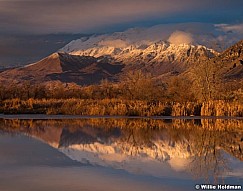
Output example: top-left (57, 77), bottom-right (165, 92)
top-left (0, 117), bottom-right (242, 184)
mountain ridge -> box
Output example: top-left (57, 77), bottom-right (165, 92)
top-left (0, 42), bottom-right (219, 86)
top-left (216, 40), bottom-right (243, 79)
top-left (0, 39), bottom-right (242, 87)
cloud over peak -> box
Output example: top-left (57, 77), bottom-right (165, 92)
top-left (168, 31), bottom-right (194, 45)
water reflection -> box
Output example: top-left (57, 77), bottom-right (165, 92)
top-left (0, 117), bottom-right (242, 184)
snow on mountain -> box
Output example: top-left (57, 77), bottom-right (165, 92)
top-left (61, 23), bottom-right (220, 73)
top-left (61, 22), bottom-right (240, 56)
top-left (62, 38), bottom-right (218, 76)
top-left (57, 139), bottom-right (192, 176)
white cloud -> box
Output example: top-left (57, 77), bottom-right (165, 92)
top-left (215, 23), bottom-right (243, 34)
top-left (168, 31), bottom-right (194, 45)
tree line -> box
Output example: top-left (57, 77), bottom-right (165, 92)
top-left (0, 66), bottom-right (242, 103)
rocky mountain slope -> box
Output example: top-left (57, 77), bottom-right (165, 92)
top-left (214, 40), bottom-right (243, 80)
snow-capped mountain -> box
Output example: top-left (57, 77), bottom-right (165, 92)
top-left (64, 40), bottom-right (217, 64)
top-left (1, 24), bottom-right (242, 86)
top-left (61, 31), bottom-right (218, 75)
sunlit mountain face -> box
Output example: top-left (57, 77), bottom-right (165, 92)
top-left (0, 39), bottom-right (242, 87)
top-left (1, 117), bottom-right (242, 183)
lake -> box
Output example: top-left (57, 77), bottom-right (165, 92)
top-left (0, 115), bottom-right (242, 191)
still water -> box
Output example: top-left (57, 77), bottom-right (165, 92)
top-left (0, 115), bottom-right (242, 191)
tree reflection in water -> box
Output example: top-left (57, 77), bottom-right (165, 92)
top-left (0, 117), bottom-right (242, 183)
top-left (189, 128), bottom-right (230, 183)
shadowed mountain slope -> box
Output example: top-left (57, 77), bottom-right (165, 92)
top-left (0, 53), bottom-right (124, 85)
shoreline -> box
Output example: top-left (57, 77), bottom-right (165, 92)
top-left (1, 114), bottom-right (243, 120)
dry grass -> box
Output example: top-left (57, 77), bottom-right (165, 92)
top-left (0, 98), bottom-right (242, 117)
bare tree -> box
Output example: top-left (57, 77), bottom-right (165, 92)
top-left (191, 59), bottom-right (222, 101)
top-left (121, 70), bottom-right (161, 100)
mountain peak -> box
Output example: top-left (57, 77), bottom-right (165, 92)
top-left (217, 39), bottom-right (243, 61)
top-left (49, 52), bottom-right (60, 58)
top-left (0, 52), bottom-right (124, 86)
top-left (212, 40), bottom-right (243, 80)
top-left (62, 38), bottom-right (218, 77)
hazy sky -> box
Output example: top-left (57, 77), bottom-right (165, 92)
top-left (0, 0), bottom-right (243, 67)
top-left (0, 0), bottom-right (242, 34)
